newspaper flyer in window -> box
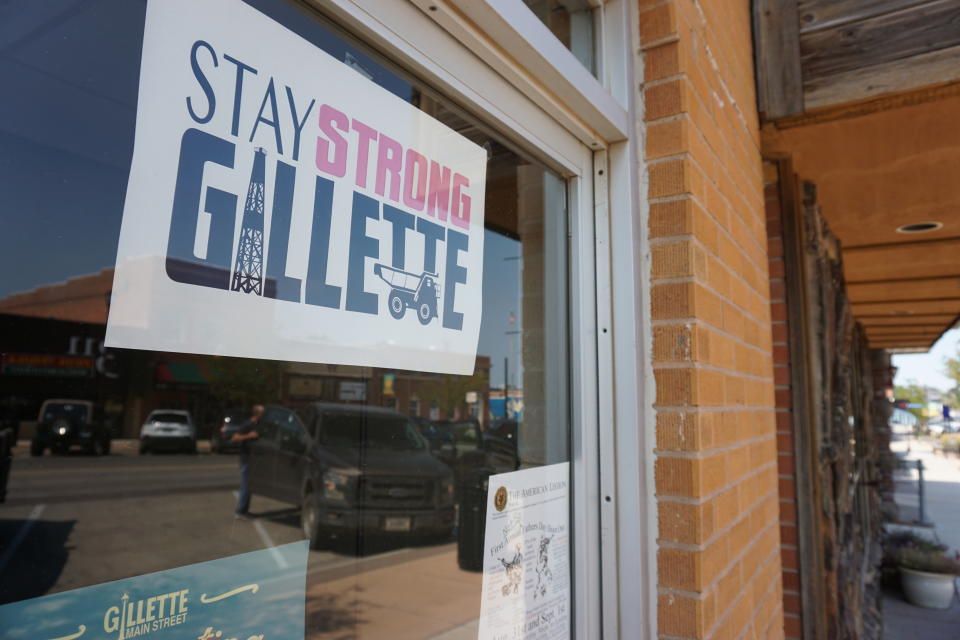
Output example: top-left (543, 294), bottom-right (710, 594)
top-left (478, 462), bottom-right (570, 640)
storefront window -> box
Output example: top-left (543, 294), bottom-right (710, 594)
top-left (0, 1), bottom-right (573, 638)
top-left (522, 0), bottom-right (596, 74)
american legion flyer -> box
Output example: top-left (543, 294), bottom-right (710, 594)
top-left (478, 462), bottom-right (571, 640)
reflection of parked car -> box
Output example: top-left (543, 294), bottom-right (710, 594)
top-left (248, 403), bottom-right (456, 548)
top-left (139, 410), bottom-right (196, 454)
top-left (487, 418), bottom-right (518, 444)
top-left (210, 408), bottom-right (248, 454)
top-left (412, 416), bottom-right (457, 465)
top-left (927, 420), bottom-right (958, 436)
top-left (31, 399), bottom-right (111, 456)
top-left (435, 419), bottom-right (518, 478)
top-left (0, 426), bottom-right (14, 502)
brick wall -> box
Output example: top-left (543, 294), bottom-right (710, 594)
top-left (763, 162), bottom-right (803, 640)
top-left (640, 0), bottom-right (784, 638)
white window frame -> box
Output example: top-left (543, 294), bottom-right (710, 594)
top-left (307, 1), bottom-right (654, 637)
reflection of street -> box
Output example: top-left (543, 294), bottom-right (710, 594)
top-left (0, 442), bottom-right (481, 639)
top-left (890, 437), bottom-right (960, 553)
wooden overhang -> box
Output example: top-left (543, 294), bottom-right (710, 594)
top-left (755, 0), bottom-right (960, 351)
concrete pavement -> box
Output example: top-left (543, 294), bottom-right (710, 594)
top-left (884, 438), bottom-right (960, 640)
top-left (1, 442), bottom-right (484, 639)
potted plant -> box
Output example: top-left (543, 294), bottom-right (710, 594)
top-left (896, 545), bottom-right (960, 609)
top-left (881, 531), bottom-right (945, 587)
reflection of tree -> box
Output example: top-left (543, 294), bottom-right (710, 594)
top-left (420, 368), bottom-right (488, 417)
top-left (944, 348), bottom-right (960, 411)
top-left (894, 382), bottom-right (928, 422)
top-left (208, 357), bottom-right (282, 409)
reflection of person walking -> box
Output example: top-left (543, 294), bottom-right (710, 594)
top-left (232, 404), bottom-right (263, 518)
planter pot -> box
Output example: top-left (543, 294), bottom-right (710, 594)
top-left (900, 567), bottom-right (958, 609)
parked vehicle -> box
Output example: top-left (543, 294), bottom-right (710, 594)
top-left (139, 410), bottom-right (196, 454)
top-left (210, 408), bottom-right (249, 453)
top-left (0, 425), bottom-right (14, 502)
top-left (248, 403), bottom-right (456, 548)
top-left (435, 418), bottom-right (518, 478)
top-left (31, 399), bottom-right (111, 456)
top-left (411, 415), bottom-right (457, 465)
top-left (487, 418), bottom-right (518, 444)
top-left (926, 420), bottom-right (956, 436)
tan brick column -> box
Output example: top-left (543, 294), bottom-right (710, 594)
top-left (640, 0), bottom-right (785, 637)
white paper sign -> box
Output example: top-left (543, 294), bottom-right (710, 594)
top-left (478, 463), bottom-right (570, 640)
top-left (106, 0), bottom-right (486, 374)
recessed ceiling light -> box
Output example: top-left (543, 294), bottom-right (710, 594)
top-left (896, 221), bottom-right (943, 233)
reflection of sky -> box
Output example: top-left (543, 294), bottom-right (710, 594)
top-left (893, 328), bottom-right (960, 393)
top-left (0, 0), bottom-right (411, 299)
top-left (0, 542), bottom-right (309, 640)
top-left (0, 0), bottom-right (145, 298)
top-left (479, 232), bottom-right (523, 388)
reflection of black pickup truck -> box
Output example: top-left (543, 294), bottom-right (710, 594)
top-left (31, 399), bottom-right (112, 456)
top-left (435, 419), bottom-right (519, 480)
top-left (248, 403), bottom-right (456, 548)
top-left (411, 416), bottom-right (457, 465)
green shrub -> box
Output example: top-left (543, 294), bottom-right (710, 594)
top-left (896, 547), bottom-right (960, 575)
top-left (884, 530), bottom-right (946, 554)
top-left (882, 530), bottom-right (947, 571)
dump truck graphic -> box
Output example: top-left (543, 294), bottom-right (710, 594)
top-left (374, 264), bottom-right (440, 325)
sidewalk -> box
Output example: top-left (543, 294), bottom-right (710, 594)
top-left (884, 438), bottom-right (960, 640)
top-left (306, 547), bottom-right (481, 639)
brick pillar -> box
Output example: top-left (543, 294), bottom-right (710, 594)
top-left (640, 0), bottom-right (784, 638)
top-left (764, 161), bottom-right (803, 640)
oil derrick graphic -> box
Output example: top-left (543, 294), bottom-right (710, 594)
top-left (231, 148), bottom-right (266, 295)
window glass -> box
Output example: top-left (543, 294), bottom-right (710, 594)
top-left (41, 402), bottom-right (90, 424)
top-left (275, 409), bottom-right (307, 451)
top-left (0, 0), bottom-right (572, 637)
top-left (148, 412), bottom-right (189, 424)
top-left (448, 420), bottom-right (480, 450)
top-left (319, 409), bottom-right (425, 451)
top-left (257, 418), bottom-right (280, 443)
top-left (523, 0), bottom-right (597, 74)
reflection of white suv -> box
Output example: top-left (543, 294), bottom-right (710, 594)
top-left (140, 410), bottom-right (196, 454)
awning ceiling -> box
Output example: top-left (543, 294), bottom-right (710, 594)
top-left (754, 0), bottom-right (960, 352)
top-left (764, 94), bottom-right (960, 351)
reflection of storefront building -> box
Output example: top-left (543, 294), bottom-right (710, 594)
top-left (284, 363), bottom-right (374, 405)
top-left (488, 388), bottom-right (522, 421)
top-left (149, 358), bottom-right (213, 432)
top-left (0, 310), bottom-right (217, 438)
top-left (0, 313), bottom-right (124, 438)
top-left (284, 358), bottom-right (491, 426)
top-left (0, 274), bottom-right (219, 437)
top-left (0, 266), bottom-right (494, 439)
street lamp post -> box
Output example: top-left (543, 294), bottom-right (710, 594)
top-left (505, 328), bottom-right (521, 419)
